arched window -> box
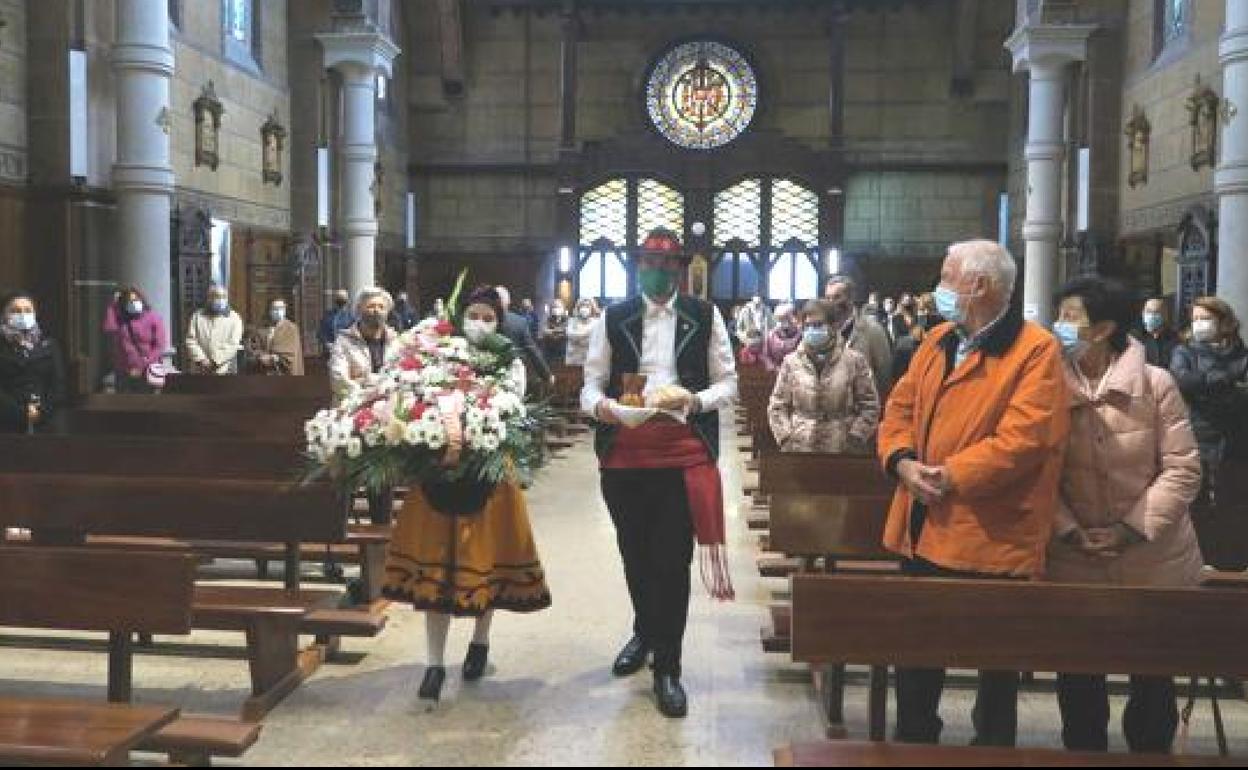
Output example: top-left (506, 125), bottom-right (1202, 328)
top-left (577, 177), bottom-right (685, 305)
top-left (711, 177), bottom-right (822, 304)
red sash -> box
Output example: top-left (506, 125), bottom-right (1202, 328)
top-left (604, 421), bottom-right (734, 601)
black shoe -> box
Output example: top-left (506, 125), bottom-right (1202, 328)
top-left (418, 666), bottom-right (446, 701)
top-left (653, 673), bottom-right (688, 718)
top-left (463, 643), bottom-right (489, 682)
top-left (612, 635), bottom-right (650, 677)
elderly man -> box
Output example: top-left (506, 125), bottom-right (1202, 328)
top-left (185, 284), bottom-right (244, 375)
top-left (877, 239), bottom-right (1069, 747)
top-left (245, 297), bottom-right (304, 376)
top-left (318, 288), bottom-right (355, 353)
top-left (1133, 296), bottom-right (1180, 369)
top-left (823, 275), bottom-right (893, 398)
top-left (496, 285), bottom-right (553, 392)
top-left (581, 227), bottom-right (738, 719)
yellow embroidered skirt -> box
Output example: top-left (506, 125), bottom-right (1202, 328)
top-left (382, 480), bottom-right (552, 617)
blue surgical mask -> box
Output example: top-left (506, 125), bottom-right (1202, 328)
top-left (933, 285), bottom-right (964, 324)
top-left (1053, 321), bottom-right (1089, 359)
top-left (803, 326), bottom-right (831, 349)
top-left (126, 300), bottom-right (144, 316)
top-left (6, 312), bottom-right (36, 332)
top-left (270, 308), bottom-right (286, 323)
top-left (1142, 312), bottom-right (1164, 333)
top-left (210, 299), bottom-right (229, 314)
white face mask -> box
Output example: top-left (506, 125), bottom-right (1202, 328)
top-left (578, 307), bottom-right (592, 319)
top-left (271, 307), bottom-right (286, 323)
top-left (7, 312), bottom-right (36, 332)
top-left (464, 319), bottom-right (498, 344)
top-left (1193, 319), bottom-right (1219, 343)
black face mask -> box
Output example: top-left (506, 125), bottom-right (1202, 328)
top-left (334, 299), bottom-right (349, 310)
top-left (361, 312), bottom-right (386, 328)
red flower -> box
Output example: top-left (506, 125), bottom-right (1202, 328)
top-left (399, 356), bottom-right (422, 371)
top-left (353, 408), bottom-right (376, 431)
top-left (409, 402), bottom-right (427, 420)
top-left (434, 320), bottom-right (455, 336)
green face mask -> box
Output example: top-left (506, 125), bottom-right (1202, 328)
top-left (639, 267), bottom-right (677, 300)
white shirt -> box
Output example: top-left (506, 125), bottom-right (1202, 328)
top-left (580, 294), bottom-right (738, 417)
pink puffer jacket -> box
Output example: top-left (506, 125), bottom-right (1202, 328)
top-left (1046, 338), bottom-right (1204, 586)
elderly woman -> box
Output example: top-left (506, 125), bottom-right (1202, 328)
top-left (0, 292), bottom-right (66, 433)
top-left (565, 297), bottom-right (599, 367)
top-left (330, 288), bottom-right (401, 526)
top-left (761, 303), bottom-right (801, 371)
top-left (768, 298), bottom-right (880, 453)
top-left (1049, 276), bottom-right (1203, 754)
top-left (244, 297), bottom-right (305, 376)
top-left (541, 298), bottom-right (569, 365)
top-left (383, 285), bottom-right (551, 703)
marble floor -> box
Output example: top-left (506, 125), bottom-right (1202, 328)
top-left (3, 428), bottom-right (1245, 765)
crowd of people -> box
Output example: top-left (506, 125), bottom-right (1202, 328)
top-left (3, 234), bottom-right (1248, 744)
top-left (749, 239), bottom-right (1246, 751)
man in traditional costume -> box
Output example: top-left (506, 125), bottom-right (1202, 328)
top-left (581, 227), bottom-right (738, 718)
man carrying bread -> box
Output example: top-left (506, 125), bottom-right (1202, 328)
top-left (580, 227), bottom-right (739, 718)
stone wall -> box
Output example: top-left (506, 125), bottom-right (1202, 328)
top-left (170, 0), bottom-right (291, 232)
top-left (1118, 0), bottom-right (1221, 237)
top-left (0, 0), bottom-right (26, 186)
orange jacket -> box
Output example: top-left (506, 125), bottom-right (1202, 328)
top-left (878, 306), bottom-right (1070, 576)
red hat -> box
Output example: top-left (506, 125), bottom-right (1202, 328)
top-left (639, 227), bottom-right (686, 260)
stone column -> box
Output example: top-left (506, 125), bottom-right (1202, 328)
top-left (1218, 0), bottom-right (1248, 323)
top-left (112, 0), bottom-right (175, 344)
top-left (318, 32), bottom-right (399, 297)
top-left (1006, 24), bottom-right (1094, 326)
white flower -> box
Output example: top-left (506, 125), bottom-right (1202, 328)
top-left (346, 437), bottom-right (363, 458)
top-left (363, 428), bottom-right (382, 447)
top-left (404, 422), bottom-right (426, 446)
top-left (482, 435), bottom-right (500, 452)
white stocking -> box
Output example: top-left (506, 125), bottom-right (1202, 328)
top-left (471, 610), bottom-right (494, 645)
top-left (425, 612), bottom-right (451, 667)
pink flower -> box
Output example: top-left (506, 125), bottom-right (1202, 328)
top-left (409, 402), bottom-right (427, 420)
top-left (434, 320), bottom-right (455, 336)
top-left (399, 356), bottom-right (422, 371)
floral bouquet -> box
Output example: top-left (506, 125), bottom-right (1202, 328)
top-left (303, 314), bottom-right (546, 497)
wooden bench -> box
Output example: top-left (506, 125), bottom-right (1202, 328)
top-left (0, 547), bottom-right (259, 765)
top-left (1, 433), bottom-right (391, 601)
top-left (164, 373), bottom-right (331, 399)
top-left (791, 574), bottom-right (1248, 746)
top-left (773, 740), bottom-right (1239, 767)
top-left (0, 473), bottom-right (368, 720)
top-left (79, 392), bottom-right (329, 415)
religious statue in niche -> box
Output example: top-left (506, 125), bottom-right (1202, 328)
top-left (193, 81), bottom-right (224, 171)
top-left (1125, 106), bottom-right (1151, 188)
top-left (260, 111), bottom-right (287, 186)
top-left (1187, 76), bottom-right (1221, 171)
top-left (688, 254), bottom-right (709, 300)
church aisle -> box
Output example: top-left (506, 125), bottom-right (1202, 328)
top-left (242, 428), bottom-right (826, 766)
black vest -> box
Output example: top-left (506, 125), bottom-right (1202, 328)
top-left (593, 294), bottom-right (721, 461)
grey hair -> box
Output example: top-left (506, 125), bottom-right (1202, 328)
top-left (355, 287), bottom-right (394, 314)
top-left (495, 286), bottom-right (511, 308)
top-left (825, 274), bottom-right (855, 295)
top-left (949, 239), bottom-right (1017, 297)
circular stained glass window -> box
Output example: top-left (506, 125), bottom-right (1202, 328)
top-left (646, 40), bottom-right (758, 150)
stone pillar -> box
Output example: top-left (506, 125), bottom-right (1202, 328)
top-left (112, 0), bottom-right (175, 345)
top-left (1006, 24), bottom-right (1094, 326)
top-left (1218, 0), bottom-right (1248, 323)
top-left (318, 32), bottom-right (399, 298)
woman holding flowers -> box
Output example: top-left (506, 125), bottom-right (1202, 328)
top-left (308, 284), bottom-right (551, 703)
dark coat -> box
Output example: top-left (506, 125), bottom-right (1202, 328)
top-left (0, 335), bottom-right (67, 433)
top-left (503, 310), bottom-right (551, 384)
top-left (1170, 339), bottom-right (1248, 462)
top-left (1131, 326), bottom-right (1180, 370)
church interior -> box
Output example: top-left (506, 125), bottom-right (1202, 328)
top-left (3, 0), bottom-right (1248, 766)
